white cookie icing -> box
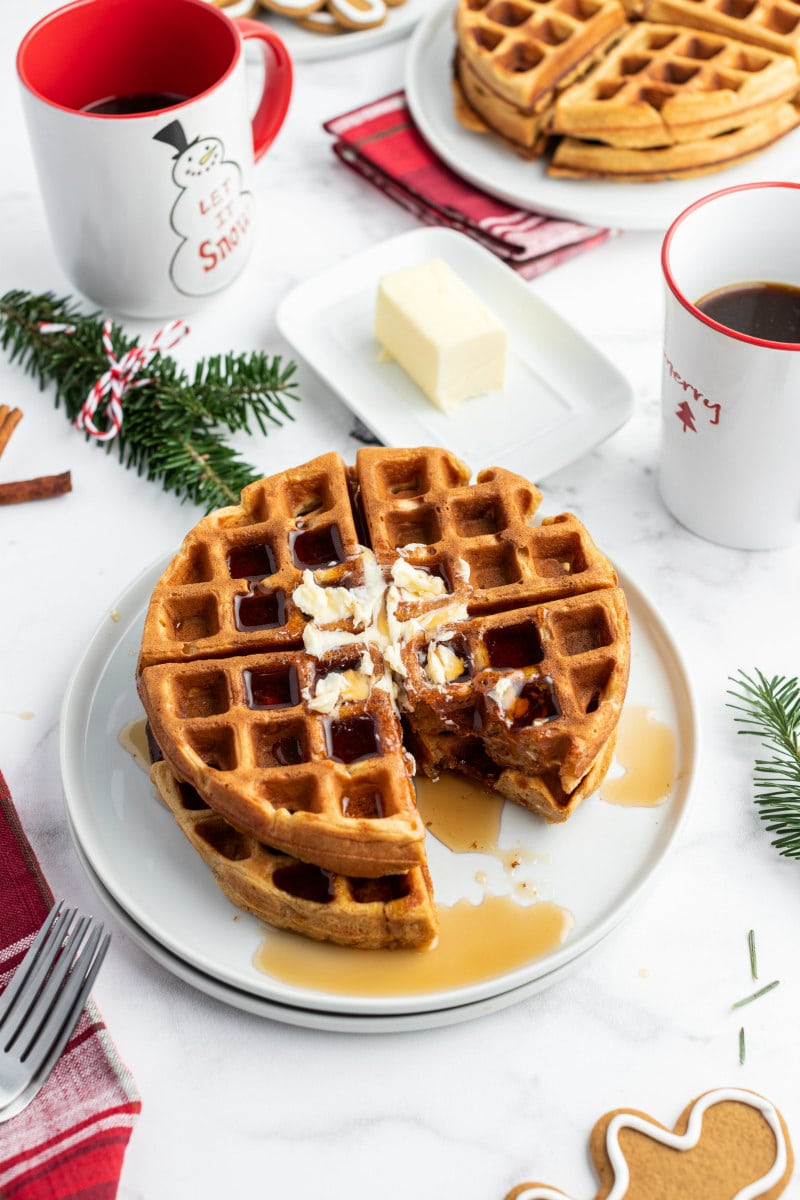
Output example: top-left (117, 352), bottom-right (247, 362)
top-left (299, 8), bottom-right (341, 28)
top-left (215, 0), bottom-right (258, 16)
top-left (510, 1190), bottom-right (564, 1200)
top-left (511, 1089), bottom-right (788, 1200)
top-left (265, 0), bottom-right (325, 12)
top-left (328, 0), bottom-right (386, 26)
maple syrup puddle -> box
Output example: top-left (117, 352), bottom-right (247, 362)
top-left (599, 704), bottom-right (676, 808)
top-left (118, 705), bottom-right (677, 995)
top-left (255, 769), bottom-right (571, 996)
top-left (414, 771), bottom-right (504, 853)
top-left (253, 896), bottom-right (571, 996)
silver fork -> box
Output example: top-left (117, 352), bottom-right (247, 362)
top-left (0, 901), bottom-right (111, 1121)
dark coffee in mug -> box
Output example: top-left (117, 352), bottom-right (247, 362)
top-left (82, 91), bottom-right (190, 114)
top-left (696, 281), bottom-right (800, 343)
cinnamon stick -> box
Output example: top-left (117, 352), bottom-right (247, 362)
top-left (0, 471), bottom-right (72, 505)
top-left (0, 406), bottom-right (23, 459)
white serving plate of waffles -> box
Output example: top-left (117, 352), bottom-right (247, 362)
top-left (405, 0), bottom-right (800, 232)
top-left (61, 552), bottom-right (696, 1026)
top-left (276, 227), bottom-right (634, 480)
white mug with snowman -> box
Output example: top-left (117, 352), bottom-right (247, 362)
top-left (17, 0), bottom-right (292, 318)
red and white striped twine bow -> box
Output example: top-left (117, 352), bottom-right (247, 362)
top-left (41, 318), bottom-right (189, 442)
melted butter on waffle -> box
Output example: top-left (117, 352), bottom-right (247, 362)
top-left (426, 641), bottom-right (467, 685)
top-left (293, 547), bottom-right (470, 708)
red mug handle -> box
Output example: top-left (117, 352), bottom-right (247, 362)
top-left (236, 19), bottom-right (293, 162)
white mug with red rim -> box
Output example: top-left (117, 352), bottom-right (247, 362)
top-left (17, 0), bottom-right (292, 318)
top-left (660, 181), bottom-right (800, 551)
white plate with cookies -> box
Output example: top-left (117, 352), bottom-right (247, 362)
top-left (211, 0), bottom-right (426, 60)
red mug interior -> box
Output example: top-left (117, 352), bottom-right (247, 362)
top-left (17, 0), bottom-right (239, 115)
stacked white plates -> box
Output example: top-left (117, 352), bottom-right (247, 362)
top-left (61, 557), bottom-right (695, 1032)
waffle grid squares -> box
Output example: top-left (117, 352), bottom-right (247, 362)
top-left (456, 0), bottom-right (628, 112)
top-left (645, 0), bottom-right (800, 57)
top-left (553, 22), bottom-right (798, 147)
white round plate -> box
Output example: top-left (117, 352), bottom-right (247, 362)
top-left (72, 819), bottom-right (608, 1031)
top-left (61, 555), bottom-right (695, 1019)
top-left (227, 0), bottom-right (425, 61)
top-left (405, 0), bottom-right (800, 232)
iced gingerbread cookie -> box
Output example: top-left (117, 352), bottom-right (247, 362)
top-left (259, 0), bottom-right (327, 17)
top-left (505, 1088), bottom-right (793, 1200)
top-left (210, 0), bottom-right (260, 16)
top-left (327, 0), bottom-right (387, 28)
top-left (298, 7), bottom-right (344, 31)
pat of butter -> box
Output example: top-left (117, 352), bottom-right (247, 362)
top-left (375, 259), bottom-right (507, 414)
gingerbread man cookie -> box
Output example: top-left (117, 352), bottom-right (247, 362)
top-left (505, 1088), bottom-right (793, 1200)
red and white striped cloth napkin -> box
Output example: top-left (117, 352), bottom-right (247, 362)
top-left (0, 771), bottom-right (140, 1200)
top-left (324, 91), bottom-right (613, 278)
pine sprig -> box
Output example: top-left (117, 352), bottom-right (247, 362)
top-left (0, 289), bottom-right (301, 511)
top-left (727, 668), bottom-right (800, 859)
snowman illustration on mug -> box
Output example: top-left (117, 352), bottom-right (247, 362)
top-left (154, 119), bottom-right (252, 297)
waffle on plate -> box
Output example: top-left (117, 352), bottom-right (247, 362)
top-left (137, 447), bottom-right (631, 948)
top-left (453, 0), bottom-right (800, 178)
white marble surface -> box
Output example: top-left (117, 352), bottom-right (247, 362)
top-left (3, 3), bottom-right (800, 1197)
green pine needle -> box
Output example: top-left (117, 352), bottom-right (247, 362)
top-left (0, 289), bottom-right (302, 512)
top-left (748, 928), bottom-right (758, 980)
top-left (731, 979), bottom-right (780, 1010)
top-left (727, 668), bottom-right (800, 859)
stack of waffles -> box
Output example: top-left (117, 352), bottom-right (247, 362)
top-left (454, 0), bottom-right (800, 179)
top-left (137, 447), bottom-right (630, 949)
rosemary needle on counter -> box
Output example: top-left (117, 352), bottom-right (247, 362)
top-left (748, 929), bottom-right (758, 980)
top-left (732, 980), bottom-right (780, 1010)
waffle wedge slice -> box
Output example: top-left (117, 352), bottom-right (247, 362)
top-left (152, 761), bottom-right (438, 949)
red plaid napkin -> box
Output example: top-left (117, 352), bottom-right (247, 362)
top-left (324, 91), bottom-right (613, 278)
top-left (0, 771), bottom-right (140, 1200)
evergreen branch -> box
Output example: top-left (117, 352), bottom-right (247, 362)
top-left (0, 289), bottom-right (302, 512)
top-left (727, 668), bottom-right (800, 859)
